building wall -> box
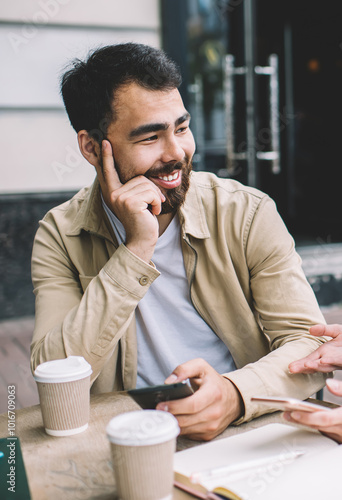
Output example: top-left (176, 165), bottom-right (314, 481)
top-left (0, 0), bottom-right (161, 320)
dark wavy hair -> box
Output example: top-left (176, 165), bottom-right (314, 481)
top-left (60, 43), bottom-right (182, 142)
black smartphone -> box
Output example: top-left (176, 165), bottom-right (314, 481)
top-left (128, 379), bottom-right (195, 409)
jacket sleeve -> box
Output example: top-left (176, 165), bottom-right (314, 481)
top-left (30, 215), bottom-right (160, 384)
top-left (224, 195), bottom-right (330, 424)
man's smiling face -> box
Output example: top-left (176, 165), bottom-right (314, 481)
top-left (105, 83), bottom-right (196, 214)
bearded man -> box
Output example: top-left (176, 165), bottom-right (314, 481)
top-left (31, 43), bottom-right (328, 441)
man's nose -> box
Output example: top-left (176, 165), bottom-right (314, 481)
top-left (160, 137), bottom-right (184, 164)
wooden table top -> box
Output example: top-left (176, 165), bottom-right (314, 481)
top-left (0, 391), bottom-right (308, 500)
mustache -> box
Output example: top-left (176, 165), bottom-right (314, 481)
top-left (145, 159), bottom-right (188, 178)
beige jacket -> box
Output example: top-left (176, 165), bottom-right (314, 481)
top-left (31, 172), bottom-right (327, 423)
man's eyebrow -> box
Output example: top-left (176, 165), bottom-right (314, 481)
top-left (128, 122), bottom-right (168, 139)
top-left (175, 112), bottom-right (191, 127)
top-left (128, 112), bottom-right (191, 140)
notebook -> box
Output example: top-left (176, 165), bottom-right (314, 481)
top-left (174, 423), bottom-right (340, 500)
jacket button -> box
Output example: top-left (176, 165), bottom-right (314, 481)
top-left (139, 276), bottom-right (149, 286)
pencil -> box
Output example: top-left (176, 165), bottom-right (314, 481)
top-left (190, 449), bottom-right (305, 483)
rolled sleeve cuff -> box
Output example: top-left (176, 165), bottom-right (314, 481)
top-left (102, 243), bottom-right (160, 298)
top-left (223, 369), bottom-right (270, 424)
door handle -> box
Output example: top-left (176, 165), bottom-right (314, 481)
top-left (254, 54), bottom-right (281, 174)
top-left (224, 54), bottom-right (248, 174)
top-left (188, 75), bottom-right (205, 170)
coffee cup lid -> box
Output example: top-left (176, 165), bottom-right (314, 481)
top-left (106, 410), bottom-right (180, 446)
top-left (33, 356), bottom-right (92, 383)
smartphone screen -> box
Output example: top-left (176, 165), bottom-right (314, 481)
top-left (128, 379), bottom-right (195, 409)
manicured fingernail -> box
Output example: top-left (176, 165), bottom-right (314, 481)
top-left (165, 373), bottom-right (178, 384)
top-left (288, 362), bottom-right (297, 373)
top-left (327, 378), bottom-right (339, 390)
top-left (290, 411), bottom-right (301, 421)
top-left (157, 403), bottom-right (168, 412)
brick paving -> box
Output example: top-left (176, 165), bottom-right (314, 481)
top-left (0, 307), bottom-right (342, 414)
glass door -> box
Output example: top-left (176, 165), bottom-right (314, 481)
top-left (162, 0), bottom-right (342, 242)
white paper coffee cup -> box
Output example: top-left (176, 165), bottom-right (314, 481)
top-left (34, 356), bottom-right (92, 436)
top-left (106, 410), bottom-right (180, 500)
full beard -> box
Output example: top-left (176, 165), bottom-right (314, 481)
top-left (106, 155), bottom-right (193, 215)
top-left (146, 158), bottom-right (193, 215)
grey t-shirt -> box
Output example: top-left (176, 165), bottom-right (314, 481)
top-left (102, 199), bottom-right (236, 387)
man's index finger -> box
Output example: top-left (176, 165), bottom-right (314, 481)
top-left (101, 140), bottom-right (122, 190)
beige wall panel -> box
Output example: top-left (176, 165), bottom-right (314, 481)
top-left (0, 1), bottom-right (161, 194)
top-left (0, 0), bottom-right (160, 29)
top-left (0, 111), bottom-right (96, 194)
top-left (1, 25), bottom-right (160, 107)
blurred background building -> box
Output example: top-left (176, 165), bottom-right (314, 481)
top-left (1, 0), bottom-right (342, 321)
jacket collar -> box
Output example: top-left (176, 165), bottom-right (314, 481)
top-left (178, 172), bottom-right (210, 240)
top-left (66, 177), bottom-right (114, 241)
top-left (66, 173), bottom-right (210, 240)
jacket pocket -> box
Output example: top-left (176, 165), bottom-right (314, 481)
top-left (79, 275), bottom-right (95, 292)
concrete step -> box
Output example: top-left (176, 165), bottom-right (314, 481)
top-left (297, 242), bottom-right (342, 306)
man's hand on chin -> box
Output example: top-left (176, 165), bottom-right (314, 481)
top-left (156, 358), bottom-right (244, 441)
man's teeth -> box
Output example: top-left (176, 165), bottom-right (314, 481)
top-left (157, 172), bottom-right (179, 181)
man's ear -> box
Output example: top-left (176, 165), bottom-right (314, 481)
top-left (77, 130), bottom-right (101, 168)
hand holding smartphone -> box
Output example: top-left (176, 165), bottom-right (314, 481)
top-left (250, 395), bottom-right (332, 413)
top-left (128, 379), bottom-right (195, 409)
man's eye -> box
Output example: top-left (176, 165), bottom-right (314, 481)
top-left (177, 126), bottom-right (188, 134)
top-left (141, 135), bottom-right (158, 142)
